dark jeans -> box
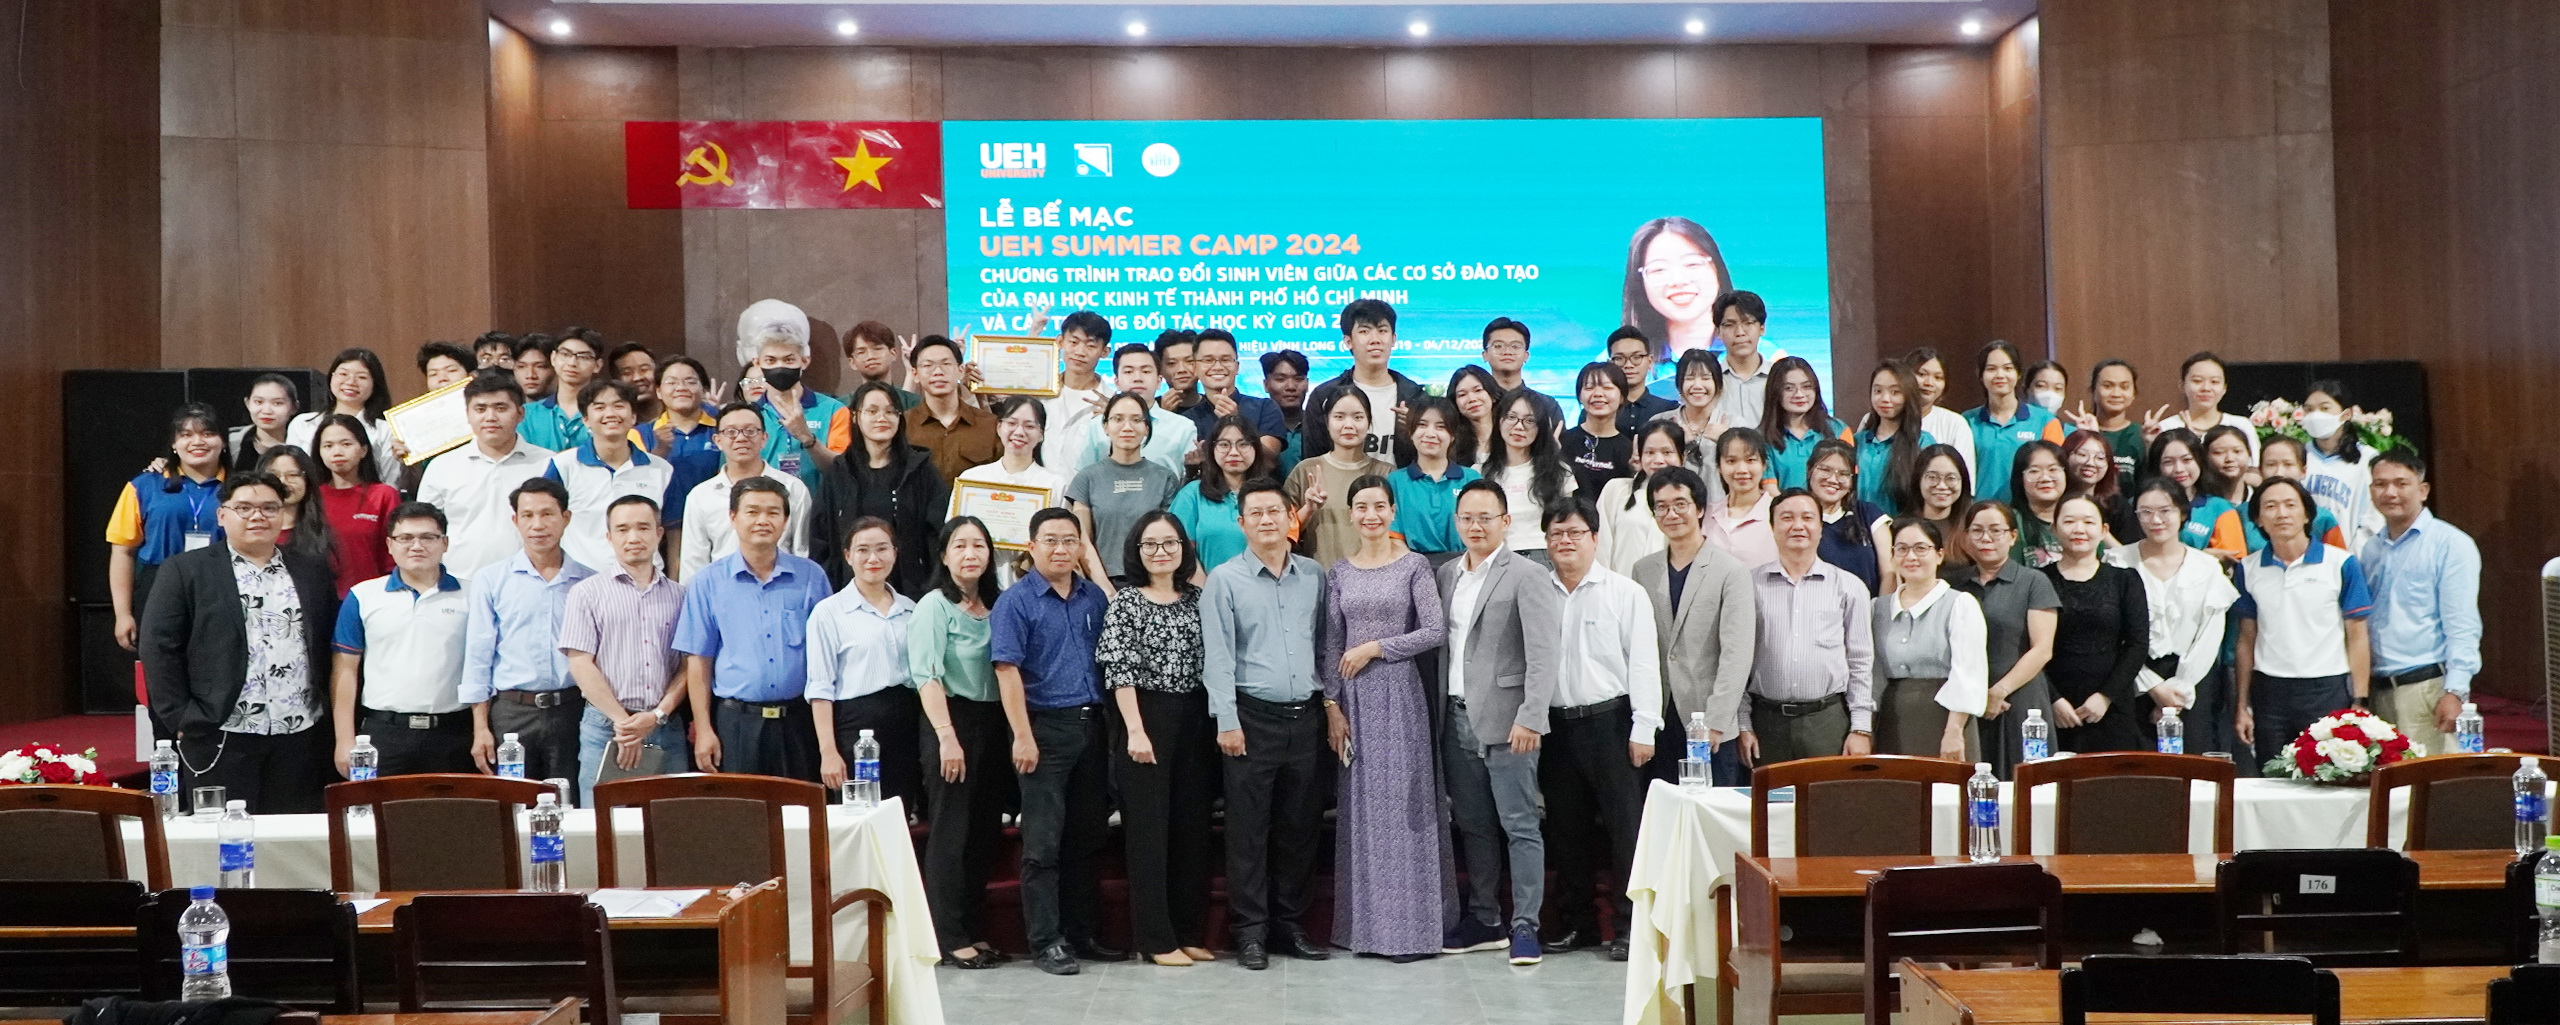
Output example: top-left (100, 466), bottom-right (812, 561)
top-left (358, 709), bottom-right (477, 777)
top-left (2249, 673), bottom-right (2354, 766)
top-left (921, 697), bottom-right (1013, 953)
top-left (827, 687), bottom-right (922, 809)
top-left (711, 697), bottom-right (819, 780)
top-left (1017, 704), bottom-right (1110, 952)
top-left (1222, 693), bottom-right (1330, 945)
top-left (1116, 687), bottom-right (1216, 954)
top-left (177, 727), bottom-right (327, 815)
top-left (1541, 698), bottom-right (1646, 936)
top-left (489, 692), bottom-right (583, 784)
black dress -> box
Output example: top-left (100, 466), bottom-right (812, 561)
top-left (2040, 562), bottom-right (2150, 752)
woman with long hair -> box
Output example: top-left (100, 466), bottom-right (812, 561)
top-left (1168, 412), bottom-right (1269, 573)
top-left (2106, 479), bottom-right (2241, 754)
top-left (1318, 474), bottom-right (1447, 960)
top-left (953, 395), bottom-right (1068, 586)
top-left (1705, 427), bottom-right (1778, 568)
top-left (1758, 356), bottom-right (1846, 491)
top-left (1479, 388), bottom-right (1575, 564)
top-left (909, 518), bottom-right (1011, 968)
top-left (812, 380), bottom-right (951, 596)
top-left (252, 444), bottom-right (335, 573)
top-left (1285, 387), bottom-right (1397, 568)
top-left (2200, 424), bottom-right (2258, 509)
top-left (1598, 421), bottom-right (1684, 575)
top-left (287, 348), bottom-right (402, 483)
top-left (1871, 518), bottom-right (1988, 760)
top-left (1963, 341), bottom-right (2064, 504)
top-left (229, 373), bottom-right (300, 473)
top-left (1654, 349), bottom-right (1730, 496)
top-left (1445, 365), bottom-right (1504, 472)
top-left (1387, 398), bottom-right (1480, 569)
top-left (1069, 391), bottom-right (1183, 587)
top-left (2059, 429), bottom-right (2137, 544)
top-left (106, 403), bottom-right (229, 650)
top-left (1620, 216), bottom-right (1733, 361)
top-left (2040, 493), bottom-right (2150, 752)
top-left (2152, 351), bottom-right (2258, 463)
top-left (1097, 512), bottom-right (1216, 966)
top-left (2140, 428), bottom-right (2245, 561)
top-left (1806, 438), bottom-right (1890, 592)
top-left (1891, 443), bottom-right (1972, 589)
top-left (1854, 361), bottom-right (1930, 515)
top-left (2006, 440), bottom-right (2070, 569)
top-left (1904, 347), bottom-right (1977, 481)
top-left (1946, 501), bottom-right (2059, 776)
top-left (311, 413), bottom-right (400, 595)
top-left (1563, 362), bottom-right (1635, 497)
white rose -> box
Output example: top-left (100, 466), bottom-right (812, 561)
top-left (0, 753), bottom-right (31, 781)
top-left (2309, 719), bottom-right (2335, 741)
top-left (2318, 738), bottom-right (2370, 774)
top-left (61, 755), bottom-right (97, 776)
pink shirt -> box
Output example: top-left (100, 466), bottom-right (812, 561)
top-left (1707, 493), bottom-right (1780, 570)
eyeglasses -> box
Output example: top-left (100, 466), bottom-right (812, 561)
top-left (716, 427), bottom-right (766, 440)
top-left (1891, 543), bottom-right (1939, 556)
top-left (1920, 472), bottom-right (1964, 487)
top-left (1545, 527), bottom-right (1593, 542)
top-left (1137, 539), bottom-right (1184, 555)
top-left (1609, 351), bottom-right (1650, 365)
top-left (2135, 507), bottom-right (2182, 522)
top-left (223, 502), bottom-right (285, 517)
top-left (1500, 414), bottom-right (1540, 428)
top-left (554, 349), bottom-right (598, 363)
top-left (1213, 438), bottom-right (1257, 451)
top-left (1195, 356), bottom-right (1236, 368)
top-left (1483, 340), bottom-right (1527, 354)
top-left (388, 532), bottom-right (445, 546)
top-left (1966, 524), bottom-right (2014, 537)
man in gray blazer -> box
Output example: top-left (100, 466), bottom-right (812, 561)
top-left (1629, 467), bottom-right (1757, 786)
top-left (1434, 479), bottom-right (1560, 965)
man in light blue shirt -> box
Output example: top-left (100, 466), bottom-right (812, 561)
top-left (2358, 450), bottom-right (2481, 756)
top-left (675, 477), bottom-right (832, 780)
top-left (462, 478), bottom-right (594, 787)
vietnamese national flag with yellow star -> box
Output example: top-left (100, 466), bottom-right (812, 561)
top-left (625, 120), bottom-right (942, 210)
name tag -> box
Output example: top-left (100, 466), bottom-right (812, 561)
top-left (761, 704), bottom-right (785, 719)
top-left (184, 531), bottom-right (213, 551)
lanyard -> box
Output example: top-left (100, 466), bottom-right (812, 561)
top-left (183, 477), bottom-right (217, 529)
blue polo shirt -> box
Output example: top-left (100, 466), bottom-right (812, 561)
top-left (987, 571), bottom-right (1106, 710)
top-left (1388, 463), bottom-right (1480, 555)
top-left (1964, 403), bottom-right (2064, 503)
top-left (653, 412), bottom-right (722, 526)
top-left (104, 471), bottom-right (225, 566)
top-left (517, 395), bottom-right (588, 452)
top-left (671, 549), bottom-right (835, 702)
top-left (1179, 390), bottom-right (1289, 448)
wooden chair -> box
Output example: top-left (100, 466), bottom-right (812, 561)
top-left (1862, 863), bottom-right (2061, 1025)
top-left (325, 773), bottom-right (555, 892)
top-left (2012, 751), bottom-right (2235, 854)
top-left (2216, 848), bottom-right (2419, 965)
top-left (594, 773), bottom-right (890, 1025)
top-left (0, 783), bottom-right (171, 890)
top-left (2509, 856), bottom-right (2545, 964)
top-left (1749, 755), bottom-right (1975, 857)
top-left (0, 879), bottom-right (148, 1005)
top-left (2367, 752), bottom-right (2535, 850)
top-left (393, 892), bottom-right (616, 1024)
top-left (2489, 964), bottom-right (2560, 1025)
top-left (2059, 954), bottom-right (2339, 1025)
top-left (137, 888), bottom-right (359, 1011)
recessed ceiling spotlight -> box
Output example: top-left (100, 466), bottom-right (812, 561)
top-left (546, 17), bottom-right (572, 38)
top-left (835, 18), bottom-right (859, 37)
top-left (1683, 17), bottom-right (1706, 36)
top-left (1125, 19), bottom-right (1148, 37)
top-left (1959, 18), bottom-right (1985, 37)
top-left (1407, 18), bottom-right (1430, 38)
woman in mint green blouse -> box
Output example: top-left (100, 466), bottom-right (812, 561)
top-left (1166, 413), bottom-right (1267, 574)
top-left (907, 516), bottom-right (1009, 968)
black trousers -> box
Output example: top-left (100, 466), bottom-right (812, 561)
top-left (359, 709), bottom-right (477, 777)
top-left (177, 727), bottom-right (328, 815)
top-left (1115, 687), bottom-right (1216, 955)
top-left (711, 697), bottom-right (819, 780)
top-left (827, 687), bottom-right (922, 809)
top-left (920, 697), bottom-right (1013, 953)
top-left (488, 693), bottom-right (584, 785)
top-left (1017, 705), bottom-right (1110, 952)
top-left (1221, 693), bottom-right (1331, 945)
top-left (1541, 698), bottom-right (1646, 935)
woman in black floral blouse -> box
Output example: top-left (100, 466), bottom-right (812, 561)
top-left (1096, 510), bottom-right (1215, 966)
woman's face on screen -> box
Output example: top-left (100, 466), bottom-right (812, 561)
top-left (1640, 231), bottom-right (1717, 330)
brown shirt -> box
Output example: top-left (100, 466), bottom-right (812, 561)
top-left (904, 401), bottom-right (1000, 485)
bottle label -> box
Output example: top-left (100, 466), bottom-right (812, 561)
top-left (2522, 793), bottom-right (2550, 824)
top-left (2023, 738), bottom-right (2050, 762)
top-left (1968, 798), bottom-right (1998, 830)
top-left (151, 770), bottom-right (177, 796)
top-left (498, 762), bottom-right (525, 779)
top-left (2537, 875), bottom-right (2560, 910)
top-left (855, 758), bottom-right (880, 783)
top-left (1687, 740), bottom-right (1711, 762)
top-left (2156, 734), bottom-right (2183, 755)
top-left (350, 765), bottom-right (376, 782)
top-left (182, 941), bottom-right (227, 977)
top-left (2461, 731), bottom-right (2486, 754)
top-left (218, 840), bottom-right (253, 873)
top-left (531, 833), bottom-right (566, 865)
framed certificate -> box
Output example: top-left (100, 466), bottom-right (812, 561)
top-left (968, 335), bottom-right (1061, 397)
top-left (951, 480), bottom-right (1055, 551)
top-left (383, 379), bottom-right (472, 465)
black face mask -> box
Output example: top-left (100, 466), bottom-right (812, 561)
top-left (761, 366), bottom-right (802, 393)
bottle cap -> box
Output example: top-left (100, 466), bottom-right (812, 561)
top-left (2462, 702), bottom-right (2479, 714)
top-left (503, 733), bottom-right (520, 742)
top-left (224, 799), bottom-right (246, 811)
top-left (354, 734), bottom-right (370, 745)
top-left (191, 885), bottom-right (214, 900)
top-left (1974, 762), bottom-right (1992, 773)
top-left (2546, 835), bottom-right (2560, 852)
top-left (156, 740), bottom-right (173, 750)
top-left (535, 793), bottom-right (557, 806)
top-left (859, 729), bottom-right (875, 738)
top-left (2526, 757), bottom-right (2541, 770)
top-left (2024, 708), bottom-right (2042, 720)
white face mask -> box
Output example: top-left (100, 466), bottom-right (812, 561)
top-left (2029, 389), bottom-right (2064, 412)
top-left (2301, 410), bottom-right (2344, 440)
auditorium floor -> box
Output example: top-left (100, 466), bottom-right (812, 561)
top-left (936, 944), bottom-right (1649, 1025)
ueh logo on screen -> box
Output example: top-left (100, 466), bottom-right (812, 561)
top-left (978, 142), bottom-right (1046, 178)
top-left (1142, 142), bottom-right (1180, 177)
top-left (1074, 143), bottom-right (1112, 177)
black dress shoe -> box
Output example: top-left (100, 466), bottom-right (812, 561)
top-left (1387, 952), bottom-right (1437, 964)
top-left (1605, 937), bottom-right (1630, 962)
top-left (1034, 943), bottom-right (1081, 976)
top-left (941, 951), bottom-right (1001, 969)
top-left (1542, 928), bottom-right (1588, 953)
top-left (1238, 941), bottom-right (1270, 971)
top-left (1071, 938), bottom-right (1127, 962)
top-left (1274, 929), bottom-right (1331, 961)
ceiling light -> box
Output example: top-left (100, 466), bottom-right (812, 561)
top-left (1683, 17), bottom-right (1706, 36)
top-left (1959, 18), bottom-right (1984, 37)
top-left (1407, 18), bottom-right (1430, 38)
top-left (546, 17), bottom-right (572, 38)
top-left (834, 18), bottom-right (858, 37)
top-left (1125, 19), bottom-right (1147, 37)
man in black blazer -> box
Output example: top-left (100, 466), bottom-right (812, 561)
top-left (141, 472), bottom-right (339, 814)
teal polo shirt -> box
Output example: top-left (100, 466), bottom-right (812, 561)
top-left (1964, 403), bottom-right (2062, 504)
top-left (1387, 463), bottom-right (1480, 555)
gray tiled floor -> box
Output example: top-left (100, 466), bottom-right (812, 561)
top-left (935, 945), bottom-right (1632, 1025)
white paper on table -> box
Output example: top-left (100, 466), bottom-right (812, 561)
top-left (589, 888), bottom-right (709, 919)
top-left (345, 898), bottom-right (390, 915)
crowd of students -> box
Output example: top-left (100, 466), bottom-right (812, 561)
top-left (121, 293), bottom-right (2481, 977)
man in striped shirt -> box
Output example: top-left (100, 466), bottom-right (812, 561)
top-left (561, 494), bottom-right (689, 805)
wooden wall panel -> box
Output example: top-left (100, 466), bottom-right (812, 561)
top-left (1867, 46), bottom-right (1992, 411)
top-left (1986, 18), bottom-right (2047, 376)
top-left (509, 44), bottom-right (684, 347)
top-left (487, 18), bottom-right (542, 331)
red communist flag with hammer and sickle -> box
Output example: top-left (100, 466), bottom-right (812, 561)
top-left (626, 121), bottom-right (942, 210)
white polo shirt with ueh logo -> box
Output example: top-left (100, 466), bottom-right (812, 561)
top-left (332, 570), bottom-right (471, 714)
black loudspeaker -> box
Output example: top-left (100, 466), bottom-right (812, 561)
top-left (64, 370), bottom-right (189, 605)
top-left (73, 603), bottom-right (135, 714)
top-left (2225, 360), bottom-right (2431, 466)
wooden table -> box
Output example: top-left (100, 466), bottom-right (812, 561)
top-left (1722, 851), bottom-right (2518, 1025)
top-left (1897, 961), bottom-right (2505, 1025)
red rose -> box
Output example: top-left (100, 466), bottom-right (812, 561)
top-left (34, 760), bottom-right (75, 783)
top-left (2294, 744), bottom-right (2323, 776)
top-left (2331, 724), bottom-right (2367, 744)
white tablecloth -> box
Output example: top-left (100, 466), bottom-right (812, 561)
top-left (1620, 776), bottom-right (2424, 1025)
top-left (122, 797), bottom-right (944, 1025)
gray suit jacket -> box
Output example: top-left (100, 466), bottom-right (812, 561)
top-left (1631, 544), bottom-right (1757, 736)
top-left (1433, 549), bottom-right (1562, 747)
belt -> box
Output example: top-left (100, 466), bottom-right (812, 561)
top-left (1030, 703), bottom-right (1102, 719)
top-left (498, 689), bottom-right (577, 709)
top-left (1236, 692), bottom-right (1322, 717)
top-left (2373, 664), bottom-right (2444, 691)
top-left (1751, 693), bottom-right (1845, 718)
top-left (717, 696), bottom-right (799, 720)
top-left (361, 708), bottom-right (464, 730)
top-left (1553, 695), bottom-right (1629, 721)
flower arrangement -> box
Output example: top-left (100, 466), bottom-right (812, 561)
top-left (2262, 708), bottom-right (2416, 783)
top-left (0, 744), bottom-right (102, 785)
top-left (2247, 398), bottom-right (2410, 455)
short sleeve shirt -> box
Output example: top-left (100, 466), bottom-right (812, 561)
top-left (2233, 543), bottom-right (2374, 678)
top-left (988, 572), bottom-right (1107, 709)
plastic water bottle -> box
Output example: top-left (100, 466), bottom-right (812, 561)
top-left (2020, 709), bottom-right (2051, 763)
top-left (348, 734), bottom-right (378, 782)
top-left (1966, 762), bottom-right (2000, 863)
top-left (850, 729), bottom-right (881, 809)
top-left (2519, 757), bottom-right (2551, 858)
top-left (149, 740), bottom-right (180, 819)
top-left (527, 793), bottom-right (566, 893)
top-left (495, 732), bottom-right (526, 779)
top-left (2455, 703), bottom-right (2486, 754)
top-left (1680, 712), bottom-right (1713, 789)
top-left (217, 801), bottom-right (254, 888)
top-left (177, 885), bottom-right (231, 1000)
top-left (2537, 835), bottom-right (2560, 964)
top-left (2155, 707), bottom-right (2184, 755)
